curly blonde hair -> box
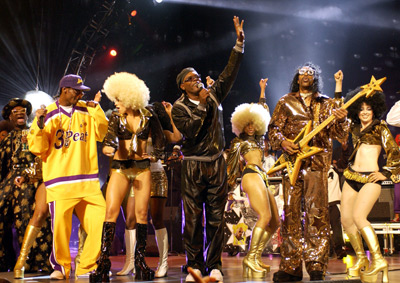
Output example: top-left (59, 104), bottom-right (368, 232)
top-left (103, 72), bottom-right (150, 110)
top-left (231, 103), bottom-right (270, 136)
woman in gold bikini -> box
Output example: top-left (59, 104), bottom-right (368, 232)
top-left (227, 78), bottom-right (280, 278)
top-left (341, 88), bottom-right (400, 283)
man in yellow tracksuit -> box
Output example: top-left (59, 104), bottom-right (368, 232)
top-left (28, 74), bottom-right (108, 279)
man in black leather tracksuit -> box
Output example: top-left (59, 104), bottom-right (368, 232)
top-left (171, 16), bottom-right (244, 282)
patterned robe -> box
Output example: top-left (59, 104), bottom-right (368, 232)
top-left (0, 128), bottom-right (52, 272)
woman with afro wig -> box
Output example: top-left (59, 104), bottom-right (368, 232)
top-left (340, 88), bottom-right (400, 282)
top-left (116, 100), bottom-right (181, 279)
top-left (90, 72), bottom-right (166, 282)
top-left (227, 78), bottom-right (280, 278)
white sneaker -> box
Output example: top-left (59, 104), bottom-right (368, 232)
top-left (50, 270), bottom-right (65, 280)
top-left (209, 269), bottom-right (223, 282)
top-left (75, 271), bottom-right (91, 279)
top-left (185, 268), bottom-right (202, 282)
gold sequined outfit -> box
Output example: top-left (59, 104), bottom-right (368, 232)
top-left (344, 119), bottom-right (400, 185)
top-left (150, 169), bottom-right (168, 198)
top-left (268, 92), bottom-right (349, 277)
top-left (0, 129), bottom-right (52, 272)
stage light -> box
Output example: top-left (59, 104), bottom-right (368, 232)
top-left (155, 0), bottom-right (163, 3)
top-left (130, 10), bottom-right (137, 17)
top-left (24, 90), bottom-right (54, 117)
top-left (110, 49), bottom-right (117, 57)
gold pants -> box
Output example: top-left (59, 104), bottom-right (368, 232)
top-left (279, 169), bottom-right (330, 277)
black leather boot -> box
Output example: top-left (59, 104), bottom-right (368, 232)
top-left (89, 222), bottom-right (116, 283)
top-left (135, 223), bottom-right (155, 281)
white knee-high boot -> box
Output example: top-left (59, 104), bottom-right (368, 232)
top-left (155, 228), bottom-right (168, 278)
top-left (116, 229), bottom-right (136, 276)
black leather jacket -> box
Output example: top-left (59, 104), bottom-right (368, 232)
top-left (172, 49), bottom-right (243, 161)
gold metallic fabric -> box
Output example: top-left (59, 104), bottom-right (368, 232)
top-left (227, 136), bottom-right (264, 188)
top-left (23, 157), bottom-right (43, 183)
top-left (279, 170), bottom-right (330, 276)
top-left (350, 120), bottom-right (400, 183)
top-left (268, 92), bottom-right (348, 276)
top-left (111, 167), bottom-right (150, 198)
top-left (150, 170), bottom-right (168, 198)
top-left (103, 109), bottom-right (152, 156)
top-left (268, 92), bottom-right (349, 170)
top-left (343, 167), bottom-right (370, 184)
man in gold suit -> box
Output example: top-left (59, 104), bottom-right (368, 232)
top-left (268, 63), bottom-right (349, 281)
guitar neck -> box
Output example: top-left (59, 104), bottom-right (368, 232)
top-left (298, 89), bottom-right (367, 147)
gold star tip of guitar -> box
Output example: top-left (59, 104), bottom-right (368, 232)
top-left (361, 76), bottom-right (386, 97)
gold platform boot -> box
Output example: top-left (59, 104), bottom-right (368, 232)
top-left (255, 229), bottom-right (272, 273)
top-left (14, 225), bottom-right (41, 279)
top-left (347, 231), bottom-right (369, 277)
top-left (360, 225), bottom-right (388, 283)
top-left (243, 227), bottom-right (267, 278)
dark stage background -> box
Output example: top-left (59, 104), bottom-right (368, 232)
top-left (1, 0), bottom-right (400, 253)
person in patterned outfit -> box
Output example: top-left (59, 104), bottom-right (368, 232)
top-left (0, 98), bottom-right (52, 274)
top-left (268, 65), bottom-right (349, 281)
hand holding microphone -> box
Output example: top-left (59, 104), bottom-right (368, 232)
top-left (196, 82), bottom-right (211, 105)
top-left (37, 105), bottom-right (47, 129)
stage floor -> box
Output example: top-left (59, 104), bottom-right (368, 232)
top-left (2, 252), bottom-right (400, 282)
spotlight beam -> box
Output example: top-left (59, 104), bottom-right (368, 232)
top-left (116, 18), bottom-right (292, 75)
top-left (161, 0), bottom-right (399, 30)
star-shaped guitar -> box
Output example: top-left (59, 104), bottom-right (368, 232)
top-left (267, 76), bottom-right (386, 185)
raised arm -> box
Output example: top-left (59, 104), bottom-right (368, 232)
top-left (162, 101), bottom-right (182, 143)
top-left (330, 70), bottom-right (349, 144)
top-left (258, 78), bottom-right (270, 112)
top-left (334, 70), bottom-right (343, 93)
top-left (259, 78), bottom-right (268, 99)
top-left (233, 15), bottom-right (245, 43)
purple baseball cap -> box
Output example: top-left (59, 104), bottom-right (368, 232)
top-left (59, 74), bottom-right (91, 91)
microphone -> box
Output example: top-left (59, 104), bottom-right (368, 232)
top-left (38, 105), bottom-right (46, 129)
top-left (195, 82), bottom-right (206, 89)
top-left (196, 82), bottom-right (212, 104)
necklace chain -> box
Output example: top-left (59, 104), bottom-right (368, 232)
top-left (58, 102), bottom-right (74, 148)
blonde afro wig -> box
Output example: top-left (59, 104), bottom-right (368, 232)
top-left (103, 72), bottom-right (150, 110)
top-left (231, 103), bottom-right (270, 137)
